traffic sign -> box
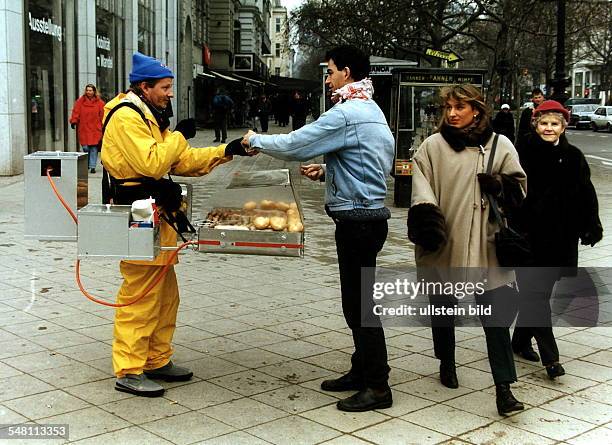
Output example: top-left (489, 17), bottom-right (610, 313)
top-left (425, 48), bottom-right (463, 63)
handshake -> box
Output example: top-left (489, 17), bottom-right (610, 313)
top-left (224, 130), bottom-right (259, 157)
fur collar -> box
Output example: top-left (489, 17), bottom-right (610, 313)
top-left (439, 123), bottom-right (494, 152)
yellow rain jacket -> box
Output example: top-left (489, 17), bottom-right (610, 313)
top-left (102, 91), bottom-right (232, 377)
top-left (101, 91), bottom-right (231, 265)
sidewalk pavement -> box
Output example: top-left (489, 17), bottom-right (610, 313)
top-left (0, 122), bottom-right (610, 444)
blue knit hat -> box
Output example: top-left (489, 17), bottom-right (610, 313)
top-left (129, 52), bottom-right (174, 83)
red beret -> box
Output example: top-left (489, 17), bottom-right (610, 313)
top-left (533, 100), bottom-right (570, 122)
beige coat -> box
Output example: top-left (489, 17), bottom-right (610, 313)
top-left (411, 132), bottom-right (527, 289)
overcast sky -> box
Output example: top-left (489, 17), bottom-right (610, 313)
top-left (281, 0), bottom-right (304, 12)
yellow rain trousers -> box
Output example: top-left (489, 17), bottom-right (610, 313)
top-left (101, 91), bottom-right (231, 377)
top-left (113, 262), bottom-right (179, 376)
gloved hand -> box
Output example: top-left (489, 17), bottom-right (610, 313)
top-left (70, 122), bottom-right (77, 129)
top-left (580, 226), bottom-right (603, 247)
top-left (174, 118), bottom-right (196, 139)
top-left (407, 203), bottom-right (448, 251)
top-left (225, 138), bottom-right (254, 156)
top-left (477, 173), bottom-right (502, 196)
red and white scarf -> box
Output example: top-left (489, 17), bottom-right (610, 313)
top-left (331, 78), bottom-right (374, 103)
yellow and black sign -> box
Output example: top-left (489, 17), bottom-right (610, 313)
top-left (425, 48), bottom-right (463, 63)
top-left (395, 159), bottom-right (413, 176)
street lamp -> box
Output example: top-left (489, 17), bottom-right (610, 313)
top-left (550, 0), bottom-right (570, 104)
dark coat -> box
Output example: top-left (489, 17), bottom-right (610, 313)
top-left (492, 111), bottom-right (515, 142)
top-left (517, 133), bottom-right (602, 267)
top-left (515, 107), bottom-right (534, 149)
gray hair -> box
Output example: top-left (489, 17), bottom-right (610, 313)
top-left (532, 112), bottom-right (568, 128)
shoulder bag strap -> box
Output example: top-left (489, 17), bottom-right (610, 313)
top-left (484, 133), bottom-right (506, 228)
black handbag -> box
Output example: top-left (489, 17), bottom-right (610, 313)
top-left (485, 134), bottom-right (532, 267)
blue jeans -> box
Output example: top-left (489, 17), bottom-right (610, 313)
top-left (82, 145), bottom-right (98, 170)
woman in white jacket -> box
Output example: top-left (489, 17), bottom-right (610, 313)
top-left (408, 84), bottom-right (526, 415)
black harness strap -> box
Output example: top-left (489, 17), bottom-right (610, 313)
top-left (100, 101), bottom-right (194, 241)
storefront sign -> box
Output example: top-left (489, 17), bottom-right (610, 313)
top-left (96, 34), bottom-right (113, 69)
top-left (28, 12), bottom-right (62, 42)
top-left (425, 48), bottom-right (462, 63)
top-left (400, 72), bottom-right (483, 85)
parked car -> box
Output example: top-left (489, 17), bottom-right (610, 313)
top-left (568, 104), bottom-right (599, 129)
top-left (591, 106), bottom-right (612, 132)
top-left (565, 98), bottom-right (601, 107)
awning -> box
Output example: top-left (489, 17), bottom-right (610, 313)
top-left (231, 73), bottom-right (265, 85)
top-left (209, 70), bottom-right (241, 82)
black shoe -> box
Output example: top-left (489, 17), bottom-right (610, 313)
top-left (496, 383), bottom-right (524, 415)
top-left (221, 139), bottom-right (226, 143)
top-left (90, 168), bottom-right (96, 174)
top-left (513, 345), bottom-right (540, 362)
top-left (545, 363), bottom-right (565, 380)
top-left (144, 361), bottom-right (193, 382)
top-left (440, 362), bottom-right (459, 389)
top-left (336, 387), bottom-right (393, 412)
top-left (321, 373), bottom-right (365, 392)
top-left (213, 139), bottom-right (220, 142)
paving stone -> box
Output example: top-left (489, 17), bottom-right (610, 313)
top-left (210, 369), bottom-right (290, 397)
top-left (259, 359), bottom-right (334, 384)
top-left (41, 406), bottom-right (130, 442)
top-left (218, 348), bottom-right (289, 369)
top-left (0, 374), bottom-right (54, 402)
top-left (540, 395), bottom-right (612, 425)
top-left (163, 381), bottom-right (242, 410)
top-left (301, 404), bottom-right (390, 433)
top-left (99, 396), bottom-right (190, 424)
top-left (252, 385), bottom-right (337, 414)
top-left (181, 355), bottom-right (248, 380)
top-left (196, 430), bottom-right (272, 445)
top-left (394, 377), bottom-right (472, 403)
top-left (460, 421), bottom-right (556, 445)
top-left (247, 415), bottom-right (340, 445)
top-left (401, 404), bottom-right (493, 436)
top-left (200, 397), bottom-right (287, 429)
top-left (63, 379), bottom-right (135, 405)
top-left (566, 426), bottom-right (612, 445)
top-left (31, 363), bottom-right (108, 388)
top-left (354, 418), bottom-right (449, 445)
top-left (4, 389), bottom-right (91, 420)
top-left (69, 426), bottom-right (173, 445)
top-left (501, 407), bottom-right (594, 441)
top-left (141, 411), bottom-right (235, 445)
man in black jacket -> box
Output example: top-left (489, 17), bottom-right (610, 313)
top-left (515, 88), bottom-right (544, 149)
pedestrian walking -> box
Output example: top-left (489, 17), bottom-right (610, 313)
top-left (492, 104), bottom-right (515, 141)
top-left (69, 84), bottom-right (105, 173)
top-left (212, 89), bottom-right (234, 143)
top-left (516, 88), bottom-right (544, 150)
top-left (408, 84), bottom-right (526, 415)
top-left (257, 95), bottom-right (272, 132)
top-left (100, 52), bottom-right (254, 398)
top-left (511, 100), bottom-right (603, 379)
top-left (245, 45), bottom-right (395, 412)
top-left (290, 91), bottom-right (308, 130)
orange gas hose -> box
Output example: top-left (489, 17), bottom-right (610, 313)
top-left (46, 167), bottom-right (196, 307)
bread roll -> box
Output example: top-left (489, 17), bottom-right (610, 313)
top-left (270, 215), bottom-right (288, 231)
top-left (287, 221), bottom-right (304, 232)
top-left (243, 201), bottom-right (257, 210)
top-left (253, 216), bottom-right (270, 230)
top-left (260, 200), bottom-right (275, 210)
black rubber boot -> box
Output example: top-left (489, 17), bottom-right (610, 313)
top-left (440, 361), bottom-right (459, 389)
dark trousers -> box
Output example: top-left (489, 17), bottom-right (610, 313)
top-left (430, 287), bottom-right (518, 385)
top-left (293, 117), bottom-right (306, 131)
top-left (214, 114), bottom-right (227, 141)
top-left (512, 269), bottom-right (560, 365)
top-left (335, 219), bottom-right (390, 388)
top-left (259, 115), bottom-right (269, 132)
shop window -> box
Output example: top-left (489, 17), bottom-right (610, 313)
top-left (27, 0), bottom-right (67, 152)
top-left (96, 0), bottom-right (124, 101)
top-left (138, 0), bottom-right (155, 55)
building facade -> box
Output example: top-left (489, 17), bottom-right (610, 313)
top-left (0, 0), bottom-right (293, 175)
top-left (266, 0), bottom-right (291, 77)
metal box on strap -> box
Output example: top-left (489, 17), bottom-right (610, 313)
top-left (197, 169), bottom-right (304, 257)
top-left (77, 204), bottom-right (160, 260)
top-left (24, 151), bottom-right (88, 241)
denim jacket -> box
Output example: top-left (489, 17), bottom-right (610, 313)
top-left (248, 99), bottom-right (395, 211)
